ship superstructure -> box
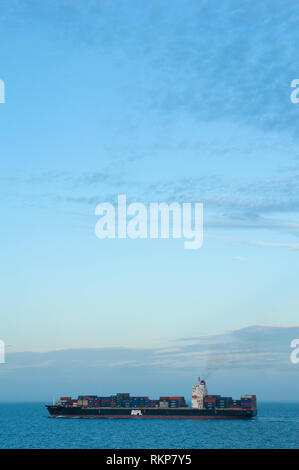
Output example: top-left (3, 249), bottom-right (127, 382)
top-left (191, 378), bottom-right (208, 409)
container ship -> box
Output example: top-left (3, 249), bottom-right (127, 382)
top-left (46, 378), bottom-right (257, 420)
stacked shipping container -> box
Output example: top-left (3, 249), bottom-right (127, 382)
top-left (203, 394), bottom-right (256, 410)
top-left (159, 397), bottom-right (186, 408)
top-left (58, 392), bottom-right (256, 411)
top-left (58, 393), bottom-right (186, 409)
top-left (240, 395), bottom-right (256, 410)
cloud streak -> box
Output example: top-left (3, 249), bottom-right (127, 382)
top-left (2, 325), bottom-right (296, 372)
top-left (1, 325), bottom-right (298, 401)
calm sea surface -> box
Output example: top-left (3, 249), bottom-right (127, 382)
top-left (0, 402), bottom-right (298, 449)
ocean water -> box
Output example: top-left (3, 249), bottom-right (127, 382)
top-left (0, 402), bottom-right (298, 449)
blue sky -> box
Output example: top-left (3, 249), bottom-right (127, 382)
top-left (1, 0), bottom-right (299, 398)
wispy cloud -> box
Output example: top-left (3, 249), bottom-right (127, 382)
top-left (1, 0), bottom-right (299, 132)
top-left (1, 325), bottom-right (298, 401)
top-left (2, 325), bottom-right (297, 372)
top-left (208, 235), bottom-right (299, 251)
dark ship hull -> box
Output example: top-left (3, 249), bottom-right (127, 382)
top-left (46, 405), bottom-right (256, 420)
